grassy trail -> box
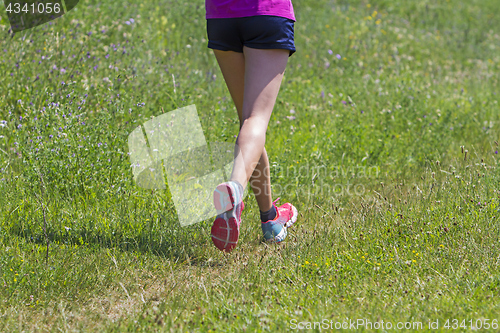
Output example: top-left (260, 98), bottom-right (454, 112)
top-left (0, 0), bottom-right (499, 331)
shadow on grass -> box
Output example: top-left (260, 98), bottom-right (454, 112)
top-left (6, 218), bottom-right (224, 265)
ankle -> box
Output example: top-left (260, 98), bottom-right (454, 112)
top-left (229, 180), bottom-right (244, 198)
top-left (260, 204), bottom-right (277, 222)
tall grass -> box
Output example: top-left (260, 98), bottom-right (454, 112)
top-left (0, 0), bottom-right (499, 331)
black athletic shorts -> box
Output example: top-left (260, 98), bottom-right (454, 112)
top-left (207, 15), bottom-right (296, 57)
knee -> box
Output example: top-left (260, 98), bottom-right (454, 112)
top-left (241, 118), bottom-right (267, 137)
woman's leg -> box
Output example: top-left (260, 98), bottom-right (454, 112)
top-left (212, 47), bottom-right (289, 212)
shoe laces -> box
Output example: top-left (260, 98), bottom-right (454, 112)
top-left (272, 197), bottom-right (281, 206)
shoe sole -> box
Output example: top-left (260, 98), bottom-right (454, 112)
top-left (211, 214), bottom-right (239, 253)
top-left (267, 205), bottom-right (298, 243)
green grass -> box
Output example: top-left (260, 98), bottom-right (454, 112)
top-left (1, 0), bottom-right (500, 331)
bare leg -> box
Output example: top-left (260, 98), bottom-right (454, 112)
top-left (212, 47), bottom-right (289, 212)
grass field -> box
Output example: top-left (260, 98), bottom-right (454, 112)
top-left (1, 0), bottom-right (500, 331)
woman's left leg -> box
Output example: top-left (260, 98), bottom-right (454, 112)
top-left (212, 49), bottom-right (277, 213)
top-left (229, 46), bottom-right (289, 202)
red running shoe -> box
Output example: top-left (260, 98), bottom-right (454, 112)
top-left (261, 198), bottom-right (298, 243)
top-left (211, 181), bottom-right (244, 252)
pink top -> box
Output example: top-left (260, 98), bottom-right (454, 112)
top-left (205, 0), bottom-right (296, 22)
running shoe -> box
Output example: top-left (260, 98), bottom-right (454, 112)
top-left (211, 181), bottom-right (245, 252)
top-left (261, 198), bottom-right (298, 243)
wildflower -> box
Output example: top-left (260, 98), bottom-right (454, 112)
top-left (328, 49), bottom-right (333, 55)
top-left (125, 21), bottom-right (131, 25)
top-left (287, 116), bottom-right (296, 120)
top-left (336, 54), bottom-right (341, 60)
top-left (290, 109), bottom-right (295, 114)
top-left (341, 100), bottom-right (347, 105)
